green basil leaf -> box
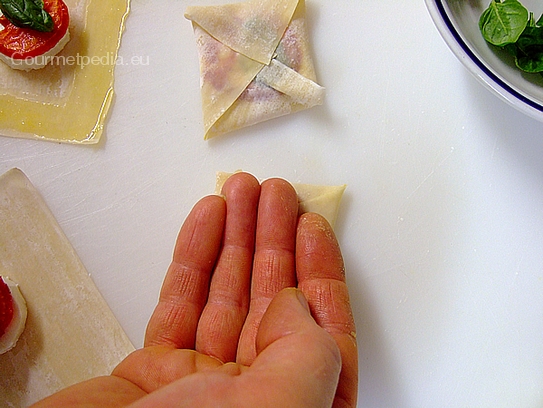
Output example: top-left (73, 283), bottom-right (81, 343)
top-left (479, 0), bottom-right (529, 46)
top-left (0, 0), bottom-right (54, 32)
top-left (516, 26), bottom-right (543, 53)
top-left (502, 42), bottom-right (519, 57)
top-left (516, 51), bottom-right (543, 73)
top-left (515, 26), bottom-right (543, 72)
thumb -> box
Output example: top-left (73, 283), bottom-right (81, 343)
top-left (249, 288), bottom-right (342, 408)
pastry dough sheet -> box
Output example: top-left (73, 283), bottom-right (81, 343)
top-left (215, 171), bottom-right (346, 228)
top-left (0, 0), bottom-right (130, 144)
top-left (0, 169), bottom-right (134, 406)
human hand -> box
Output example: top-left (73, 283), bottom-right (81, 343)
top-left (32, 172), bottom-right (358, 408)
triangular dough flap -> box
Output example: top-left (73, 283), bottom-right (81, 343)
top-left (193, 24), bottom-right (264, 134)
top-left (185, 0), bottom-right (299, 65)
top-left (294, 183), bottom-right (346, 228)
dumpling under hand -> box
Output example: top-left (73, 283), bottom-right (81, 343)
top-left (215, 171), bottom-right (346, 228)
top-left (185, 0), bottom-right (324, 140)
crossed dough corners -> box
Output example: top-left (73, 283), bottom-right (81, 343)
top-left (185, 0), bottom-right (324, 139)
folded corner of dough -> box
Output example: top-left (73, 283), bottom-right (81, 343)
top-left (214, 171), bottom-right (346, 228)
top-left (214, 169), bottom-right (244, 195)
top-left (293, 182), bottom-right (346, 228)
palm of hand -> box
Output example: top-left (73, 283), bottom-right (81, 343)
top-left (33, 173), bottom-right (357, 408)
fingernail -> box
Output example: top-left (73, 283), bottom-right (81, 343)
top-left (296, 289), bottom-right (310, 313)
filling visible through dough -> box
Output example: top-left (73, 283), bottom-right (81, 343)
top-left (185, 0), bottom-right (324, 139)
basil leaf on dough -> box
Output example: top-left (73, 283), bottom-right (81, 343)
top-left (0, 0), bottom-right (54, 32)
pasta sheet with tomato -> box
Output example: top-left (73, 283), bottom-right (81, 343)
top-left (0, 0), bottom-right (129, 144)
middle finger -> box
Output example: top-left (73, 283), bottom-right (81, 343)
top-left (237, 177), bottom-right (299, 365)
top-left (195, 172), bottom-right (261, 362)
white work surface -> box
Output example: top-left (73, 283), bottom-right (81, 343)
top-left (2, 1), bottom-right (543, 406)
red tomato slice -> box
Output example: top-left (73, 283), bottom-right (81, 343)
top-left (0, 0), bottom-right (70, 59)
top-left (0, 277), bottom-right (14, 338)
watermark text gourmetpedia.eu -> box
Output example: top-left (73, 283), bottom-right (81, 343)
top-left (11, 52), bottom-right (149, 69)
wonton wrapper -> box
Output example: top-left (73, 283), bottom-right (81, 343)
top-left (0, 169), bottom-right (134, 405)
top-left (215, 171), bottom-right (345, 228)
top-left (0, 0), bottom-right (130, 144)
top-left (185, 0), bottom-right (324, 139)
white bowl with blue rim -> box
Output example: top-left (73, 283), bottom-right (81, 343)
top-left (425, 0), bottom-right (543, 122)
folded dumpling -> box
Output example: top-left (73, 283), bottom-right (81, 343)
top-left (215, 171), bottom-right (346, 228)
top-left (185, 0), bottom-right (324, 139)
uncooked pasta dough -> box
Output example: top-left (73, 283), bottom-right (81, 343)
top-left (0, 168), bottom-right (134, 406)
top-left (215, 171), bottom-right (346, 228)
top-left (0, 0), bottom-right (130, 143)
